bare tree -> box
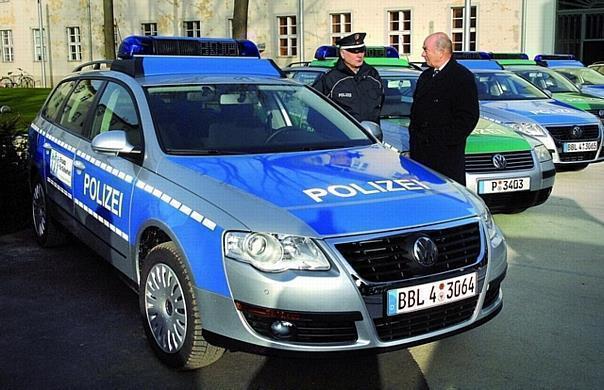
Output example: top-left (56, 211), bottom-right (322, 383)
top-left (103, 0), bottom-right (116, 59)
top-left (232, 0), bottom-right (249, 39)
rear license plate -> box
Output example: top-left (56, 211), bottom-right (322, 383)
top-left (386, 272), bottom-right (477, 316)
top-left (563, 141), bottom-right (598, 153)
top-left (478, 177), bottom-right (530, 194)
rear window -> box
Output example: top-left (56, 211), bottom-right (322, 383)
top-left (57, 79), bottom-right (104, 136)
top-left (41, 81), bottom-right (76, 121)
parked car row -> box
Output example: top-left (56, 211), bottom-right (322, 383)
top-left (286, 47), bottom-right (604, 215)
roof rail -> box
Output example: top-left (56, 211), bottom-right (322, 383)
top-left (286, 61), bottom-right (310, 68)
top-left (73, 60), bottom-right (113, 72)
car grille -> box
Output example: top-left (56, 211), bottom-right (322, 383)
top-left (546, 125), bottom-right (600, 142)
top-left (480, 187), bottom-right (552, 213)
top-left (374, 296), bottom-right (478, 341)
top-left (335, 222), bottom-right (482, 283)
top-left (465, 151), bottom-right (534, 173)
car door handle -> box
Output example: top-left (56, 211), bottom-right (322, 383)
top-left (73, 160), bottom-right (86, 171)
top-left (43, 142), bottom-right (52, 150)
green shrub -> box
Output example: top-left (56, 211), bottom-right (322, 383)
top-left (0, 110), bottom-right (30, 235)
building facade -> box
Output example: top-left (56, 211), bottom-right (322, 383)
top-left (0, 0), bottom-right (558, 88)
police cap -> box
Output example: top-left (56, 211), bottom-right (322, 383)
top-left (336, 32), bottom-right (366, 50)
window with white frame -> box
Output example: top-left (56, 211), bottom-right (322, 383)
top-left (388, 10), bottom-right (411, 55)
top-left (183, 20), bottom-right (201, 37)
top-left (277, 16), bottom-right (297, 57)
top-left (66, 27), bottom-right (81, 61)
top-left (1, 29), bottom-right (13, 62)
top-left (330, 13), bottom-right (351, 45)
top-left (451, 6), bottom-right (476, 51)
top-left (32, 28), bottom-right (47, 62)
top-left (141, 22), bottom-right (158, 36)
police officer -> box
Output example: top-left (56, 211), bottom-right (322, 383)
top-left (312, 32), bottom-right (384, 124)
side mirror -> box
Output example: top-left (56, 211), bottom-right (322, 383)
top-left (543, 89), bottom-right (553, 98)
top-left (91, 130), bottom-right (138, 156)
top-left (361, 121), bottom-right (383, 141)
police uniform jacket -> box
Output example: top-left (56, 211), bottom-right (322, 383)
top-left (409, 59), bottom-right (479, 185)
top-left (312, 59), bottom-right (384, 124)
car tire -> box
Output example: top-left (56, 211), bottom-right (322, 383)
top-left (139, 242), bottom-right (225, 369)
top-left (31, 177), bottom-right (67, 247)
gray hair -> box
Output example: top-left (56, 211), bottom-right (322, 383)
top-left (431, 32), bottom-right (453, 54)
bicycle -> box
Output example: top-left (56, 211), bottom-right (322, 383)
top-left (0, 68), bottom-right (35, 88)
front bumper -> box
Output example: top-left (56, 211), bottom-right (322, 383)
top-left (196, 218), bottom-right (507, 354)
top-left (466, 155), bottom-right (555, 213)
top-left (533, 129), bottom-right (601, 166)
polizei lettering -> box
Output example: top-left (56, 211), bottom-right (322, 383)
top-left (83, 173), bottom-right (124, 217)
top-left (303, 179), bottom-right (431, 203)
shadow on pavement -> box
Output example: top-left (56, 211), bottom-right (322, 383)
top-left (0, 229), bottom-right (428, 389)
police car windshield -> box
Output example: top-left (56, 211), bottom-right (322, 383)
top-left (380, 76), bottom-right (415, 118)
top-left (474, 72), bottom-right (549, 101)
top-left (556, 67), bottom-right (604, 85)
top-left (146, 84), bottom-right (373, 155)
top-left (512, 69), bottom-right (579, 93)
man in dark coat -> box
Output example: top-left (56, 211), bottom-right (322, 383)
top-left (409, 32), bottom-right (479, 185)
top-left (312, 32), bottom-right (384, 124)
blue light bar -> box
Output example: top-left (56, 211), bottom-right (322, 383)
top-left (457, 59), bottom-right (503, 70)
top-left (453, 51), bottom-right (492, 60)
top-left (140, 57), bottom-right (282, 77)
top-left (117, 35), bottom-right (260, 59)
top-left (314, 46), bottom-right (338, 60)
top-left (489, 52), bottom-right (528, 60)
top-left (365, 46), bottom-right (399, 58)
top-left (534, 54), bottom-right (576, 61)
top-left (313, 45), bottom-right (400, 60)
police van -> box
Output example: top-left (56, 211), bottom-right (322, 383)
top-left (29, 36), bottom-right (507, 369)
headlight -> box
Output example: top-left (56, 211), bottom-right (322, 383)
top-left (534, 144), bottom-right (552, 162)
top-left (506, 122), bottom-right (547, 137)
top-left (224, 232), bottom-right (330, 272)
top-left (464, 190), bottom-right (504, 248)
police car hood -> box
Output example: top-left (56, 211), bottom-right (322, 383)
top-left (162, 145), bottom-right (476, 237)
top-left (480, 99), bottom-right (598, 126)
top-left (581, 85), bottom-right (604, 99)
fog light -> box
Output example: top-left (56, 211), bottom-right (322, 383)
top-left (270, 320), bottom-right (296, 339)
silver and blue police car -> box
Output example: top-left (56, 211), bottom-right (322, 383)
top-left (29, 36), bottom-right (507, 369)
top-left (456, 54), bottom-right (604, 169)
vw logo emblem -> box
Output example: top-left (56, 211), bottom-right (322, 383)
top-left (413, 236), bottom-right (438, 267)
top-left (492, 154), bottom-right (507, 170)
top-left (598, 109), bottom-right (604, 118)
top-left (571, 126), bottom-right (583, 139)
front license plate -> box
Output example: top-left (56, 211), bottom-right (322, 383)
top-left (563, 141), bottom-right (598, 153)
top-left (387, 273), bottom-right (477, 316)
top-left (478, 177), bottom-right (530, 194)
